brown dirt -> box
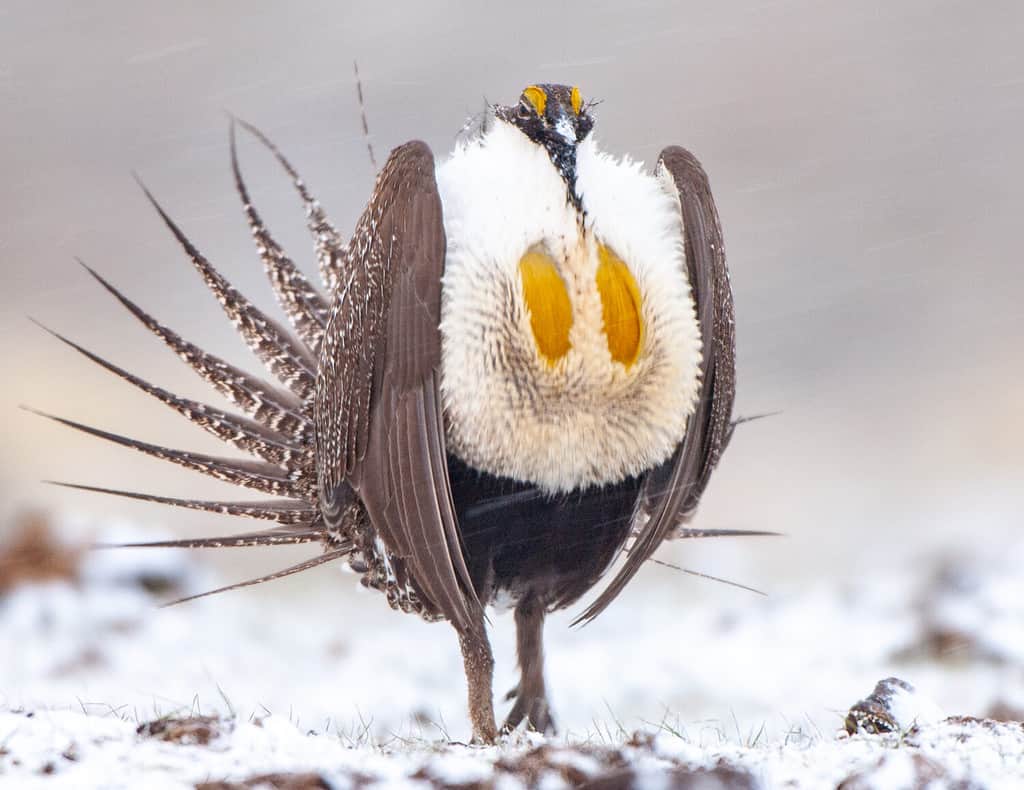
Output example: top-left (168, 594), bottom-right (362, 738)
top-left (137, 715), bottom-right (226, 746)
top-left (197, 774), bottom-right (330, 790)
top-left (0, 512), bottom-right (81, 594)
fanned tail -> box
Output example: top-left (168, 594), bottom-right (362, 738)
top-left (646, 557), bottom-right (768, 596)
top-left (30, 124), bottom-right (365, 601)
top-left (234, 117), bottom-right (351, 293)
top-left (77, 261), bottom-right (311, 443)
top-left (671, 527), bottom-right (780, 539)
top-left (95, 529), bottom-right (324, 549)
top-left (135, 179), bottom-right (318, 398)
top-left (27, 408), bottom-right (305, 499)
top-left (161, 548), bottom-right (352, 607)
top-left (229, 122), bottom-right (330, 353)
top-left (635, 528), bottom-right (777, 597)
top-left (32, 320), bottom-right (309, 469)
top-left (47, 481), bottom-right (317, 526)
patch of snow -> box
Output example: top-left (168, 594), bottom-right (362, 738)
top-left (883, 680), bottom-right (944, 732)
top-left (2, 518), bottom-right (1024, 786)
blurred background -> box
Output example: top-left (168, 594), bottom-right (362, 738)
top-left (1, 0), bottom-right (1022, 734)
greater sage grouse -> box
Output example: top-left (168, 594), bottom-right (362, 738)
top-left (37, 84), bottom-right (744, 743)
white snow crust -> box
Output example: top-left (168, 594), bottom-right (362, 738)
top-left (2, 519), bottom-right (1024, 787)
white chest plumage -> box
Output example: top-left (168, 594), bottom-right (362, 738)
top-left (436, 121), bottom-right (702, 494)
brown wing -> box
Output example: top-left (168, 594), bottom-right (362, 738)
top-left (575, 145), bottom-right (736, 625)
top-left (315, 141), bottom-right (480, 631)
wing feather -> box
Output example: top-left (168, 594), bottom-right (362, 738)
top-left (575, 146), bottom-right (736, 625)
top-left (316, 142), bottom-right (479, 630)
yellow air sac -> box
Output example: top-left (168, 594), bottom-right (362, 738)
top-left (519, 251), bottom-right (573, 365)
top-left (596, 245), bottom-right (642, 367)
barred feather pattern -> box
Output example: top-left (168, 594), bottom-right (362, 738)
top-left (235, 119), bottom-right (351, 294)
top-left (38, 323), bottom-right (311, 470)
top-left (32, 126), bottom-right (390, 599)
top-left (347, 498), bottom-right (440, 621)
top-left (138, 183), bottom-right (319, 400)
top-left (314, 191), bottom-right (388, 501)
top-left (80, 262), bottom-right (313, 444)
top-left (314, 142), bottom-right (486, 626)
top-left (229, 124), bottom-right (331, 353)
top-left (129, 532), bottom-right (321, 549)
top-left (52, 482), bottom-right (317, 527)
top-left (35, 410), bottom-right (307, 499)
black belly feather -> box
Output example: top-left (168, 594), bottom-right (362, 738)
top-left (447, 456), bottom-right (642, 611)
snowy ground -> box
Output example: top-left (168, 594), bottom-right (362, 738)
top-left (2, 515), bottom-right (1024, 788)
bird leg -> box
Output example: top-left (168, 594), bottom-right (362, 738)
top-left (457, 621), bottom-right (497, 744)
top-left (502, 593), bottom-right (556, 734)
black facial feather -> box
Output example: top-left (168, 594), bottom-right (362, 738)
top-left (495, 83), bottom-right (594, 209)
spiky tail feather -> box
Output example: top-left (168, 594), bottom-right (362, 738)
top-left (160, 548), bottom-right (352, 607)
top-left (33, 124), bottom-right (354, 600)
top-left (233, 117), bottom-right (351, 294)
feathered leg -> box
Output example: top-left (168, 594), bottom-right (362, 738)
top-left (457, 619), bottom-right (497, 744)
top-left (502, 593), bottom-right (555, 734)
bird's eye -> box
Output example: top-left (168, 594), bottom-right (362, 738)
top-left (517, 101), bottom-right (532, 119)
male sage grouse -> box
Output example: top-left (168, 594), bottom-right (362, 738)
top-left (36, 83), bottom-right (745, 743)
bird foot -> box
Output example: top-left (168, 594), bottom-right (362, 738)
top-left (469, 726), bottom-right (498, 745)
top-left (501, 684), bottom-right (557, 735)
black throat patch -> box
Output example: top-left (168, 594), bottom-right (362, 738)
top-left (496, 83), bottom-right (595, 211)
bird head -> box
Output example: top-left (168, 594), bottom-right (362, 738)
top-left (496, 84), bottom-right (594, 204)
